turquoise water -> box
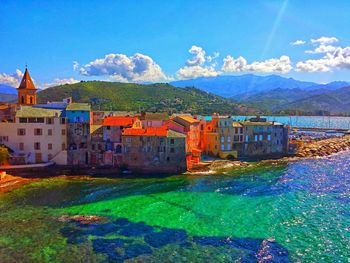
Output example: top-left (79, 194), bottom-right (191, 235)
top-left (0, 152), bottom-right (350, 262)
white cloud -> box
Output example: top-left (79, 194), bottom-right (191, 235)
top-left (186, 45), bottom-right (206, 66)
top-left (0, 69), bottom-right (23, 87)
top-left (305, 44), bottom-right (337, 54)
top-left (296, 59), bottom-right (331, 72)
top-left (79, 53), bottom-right (168, 82)
top-left (221, 56), bottom-right (247, 72)
top-left (207, 51), bottom-right (220, 62)
top-left (73, 61), bottom-right (79, 71)
top-left (297, 41), bottom-right (350, 72)
top-left (291, 40), bottom-right (306, 46)
top-left (311, 36), bottom-right (338, 45)
top-left (176, 45), bottom-right (220, 79)
top-left (40, 78), bottom-right (80, 89)
top-left (176, 65), bottom-right (218, 79)
top-left (221, 55), bottom-right (292, 73)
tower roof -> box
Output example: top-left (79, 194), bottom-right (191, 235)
top-left (18, 68), bottom-right (36, 90)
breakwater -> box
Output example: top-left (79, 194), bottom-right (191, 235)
top-left (296, 135), bottom-right (350, 158)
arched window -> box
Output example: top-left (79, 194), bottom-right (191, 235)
top-left (21, 96), bottom-right (25, 104)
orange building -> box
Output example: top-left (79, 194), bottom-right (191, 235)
top-left (169, 115), bottom-right (202, 167)
top-left (17, 67), bottom-right (37, 105)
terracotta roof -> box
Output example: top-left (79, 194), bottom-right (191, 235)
top-left (174, 115), bottom-right (200, 125)
top-left (123, 126), bottom-right (168, 136)
top-left (18, 68), bottom-right (36, 90)
top-left (103, 116), bottom-right (134, 126)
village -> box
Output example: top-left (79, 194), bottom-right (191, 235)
top-left (0, 68), bottom-right (291, 174)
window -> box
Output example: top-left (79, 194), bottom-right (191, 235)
top-left (37, 118), bottom-right (44, 123)
top-left (221, 144), bottom-right (225, 151)
top-left (34, 142), bottom-right (40, 150)
top-left (227, 136), bottom-right (231, 142)
top-left (259, 134), bottom-right (263, 141)
top-left (46, 118), bottom-right (53, 124)
top-left (126, 137), bottom-right (131, 143)
top-left (170, 138), bottom-right (175, 145)
top-left (170, 147), bottom-right (175, 153)
top-left (48, 129), bottom-right (53, 136)
top-left (267, 134), bottom-right (271, 141)
top-left (0, 136), bottom-right (8, 142)
top-left (61, 129), bottom-right (66, 135)
top-left (221, 136), bottom-right (224, 143)
top-left (17, 128), bottom-right (26, 136)
top-left (19, 143), bottom-right (24, 151)
top-left (62, 143), bottom-right (66, 150)
top-left (245, 135), bottom-right (249, 142)
top-left (254, 135), bottom-right (258, 142)
top-left (60, 118), bottom-right (66, 124)
top-left (227, 144), bottom-right (231, 151)
top-left (19, 118), bottom-right (27, 123)
top-left (34, 129), bottom-right (43, 136)
top-left (107, 126), bottom-right (111, 130)
top-left (48, 143), bottom-right (53, 150)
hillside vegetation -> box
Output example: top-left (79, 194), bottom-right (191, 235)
top-left (37, 81), bottom-right (245, 114)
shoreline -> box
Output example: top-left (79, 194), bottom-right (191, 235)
top-left (1, 135), bottom-right (350, 192)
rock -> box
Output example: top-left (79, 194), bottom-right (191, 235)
top-left (58, 215), bottom-right (107, 225)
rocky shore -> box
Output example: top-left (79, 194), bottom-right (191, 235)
top-left (0, 174), bottom-right (38, 193)
top-left (296, 135), bottom-right (350, 158)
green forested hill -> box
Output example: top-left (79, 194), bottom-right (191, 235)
top-left (37, 81), bottom-right (245, 114)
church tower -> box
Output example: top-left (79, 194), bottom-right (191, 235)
top-left (18, 67), bottom-right (37, 105)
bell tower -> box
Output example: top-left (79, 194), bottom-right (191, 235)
top-left (18, 67), bottom-right (37, 105)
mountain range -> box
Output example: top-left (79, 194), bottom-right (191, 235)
top-left (2, 74), bottom-right (350, 115)
top-left (171, 75), bottom-right (350, 114)
top-left (37, 81), bottom-right (246, 114)
top-left (170, 74), bottom-right (350, 98)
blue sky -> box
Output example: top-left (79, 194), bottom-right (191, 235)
top-left (1, 0), bottom-right (350, 88)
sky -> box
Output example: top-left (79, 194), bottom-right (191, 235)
top-left (1, 0), bottom-right (350, 88)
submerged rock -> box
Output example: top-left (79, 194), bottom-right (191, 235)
top-left (58, 215), bottom-right (107, 224)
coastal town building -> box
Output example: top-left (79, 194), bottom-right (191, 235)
top-left (66, 103), bottom-right (91, 165)
top-left (168, 115), bottom-right (202, 167)
top-left (121, 126), bottom-right (186, 173)
top-left (0, 106), bottom-right (67, 164)
top-left (0, 68), bottom-right (290, 171)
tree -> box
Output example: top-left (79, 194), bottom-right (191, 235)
top-left (0, 146), bottom-right (9, 165)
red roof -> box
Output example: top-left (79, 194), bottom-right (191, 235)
top-left (123, 126), bottom-right (168, 136)
top-left (18, 68), bottom-right (36, 90)
top-left (103, 116), bottom-right (134, 126)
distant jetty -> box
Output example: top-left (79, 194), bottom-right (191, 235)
top-left (296, 135), bottom-right (350, 158)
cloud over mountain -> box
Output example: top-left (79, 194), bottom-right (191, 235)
top-left (79, 53), bottom-right (168, 82)
top-left (0, 69), bottom-right (23, 87)
top-left (296, 37), bottom-right (350, 72)
top-left (40, 78), bottom-right (80, 89)
top-left (176, 45), bottom-right (220, 79)
top-left (222, 55), bottom-right (292, 73)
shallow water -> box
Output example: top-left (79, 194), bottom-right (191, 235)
top-left (0, 153), bottom-right (350, 262)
